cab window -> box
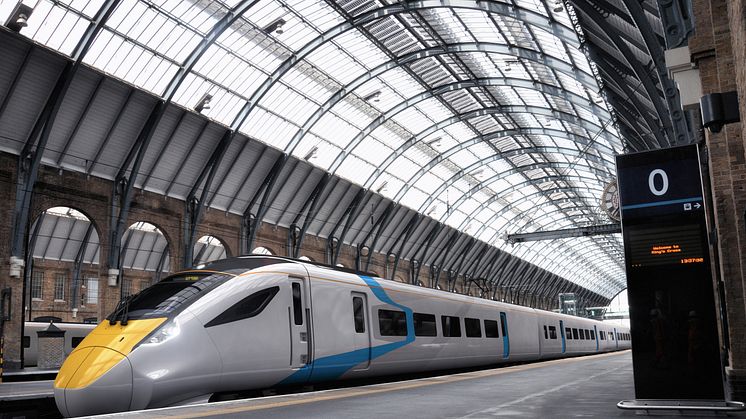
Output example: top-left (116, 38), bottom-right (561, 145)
top-left (205, 286), bottom-right (279, 327)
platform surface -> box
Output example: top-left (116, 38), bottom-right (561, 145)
top-left (0, 379), bottom-right (53, 401)
top-left (84, 350), bottom-right (746, 419)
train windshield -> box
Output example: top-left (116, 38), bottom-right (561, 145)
top-left (108, 272), bottom-right (234, 322)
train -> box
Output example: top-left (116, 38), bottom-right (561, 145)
top-left (54, 256), bottom-right (630, 417)
top-left (23, 321), bottom-right (96, 368)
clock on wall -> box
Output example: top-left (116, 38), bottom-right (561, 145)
top-left (601, 180), bottom-right (620, 222)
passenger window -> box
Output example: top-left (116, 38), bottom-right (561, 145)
top-left (465, 318), bottom-right (481, 338)
top-left (71, 337), bottom-right (85, 348)
top-left (566, 327), bottom-right (573, 339)
top-left (585, 329), bottom-right (590, 339)
top-left (543, 325), bottom-right (548, 339)
top-left (292, 283), bottom-right (303, 325)
top-left (484, 320), bottom-right (499, 338)
top-left (352, 297), bottom-right (365, 333)
top-left (590, 330), bottom-right (595, 340)
top-left (414, 313), bottom-right (437, 336)
top-left (572, 328), bottom-right (579, 340)
top-left (206, 286), bottom-right (280, 327)
top-left (379, 309), bottom-right (408, 336)
top-left (548, 326), bottom-right (557, 339)
top-left (441, 315), bottom-right (461, 337)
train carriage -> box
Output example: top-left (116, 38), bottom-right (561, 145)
top-left (54, 256), bottom-right (630, 417)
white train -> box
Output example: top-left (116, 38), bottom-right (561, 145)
top-left (54, 256), bottom-right (630, 417)
top-left (22, 321), bottom-right (96, 367)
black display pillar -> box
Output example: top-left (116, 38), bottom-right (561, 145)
top-left (617, 144), bottom-right (723, 399)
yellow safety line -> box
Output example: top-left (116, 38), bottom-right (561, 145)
top-left (161, 350), bottom-right (630, 419)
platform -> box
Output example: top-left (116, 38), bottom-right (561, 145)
top-left (83, 350), bottom-right (743, 419)
top-left (0, 379), bottom-right (53, 401)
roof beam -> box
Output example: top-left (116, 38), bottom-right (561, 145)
top-left (505, 223), bottom-right (621, 244)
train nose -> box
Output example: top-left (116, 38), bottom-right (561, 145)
top-left (54, 347), bottom-right (133, 417)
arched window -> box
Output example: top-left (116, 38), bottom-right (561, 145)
top-left (193, 235), bottom-right (227, 265)
top-left (252, 246), bottom-right (273, 255)
top-left (121, 222), bottom-right (169, 273)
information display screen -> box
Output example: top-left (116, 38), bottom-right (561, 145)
top-left (625, 224), bottom-right (705, 267)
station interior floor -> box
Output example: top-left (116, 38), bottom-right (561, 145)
top-left (86, 351), bottom-right (745, 419)
top-left (3, 350), bottom-right (746, 418)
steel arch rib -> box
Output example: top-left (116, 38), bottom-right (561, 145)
top-left (391, 129), bottom-right (614, 201)
top-left (415, 159), bottom-right (612, 216)
top-left (282, 42), bottom-right (611, 157)
top-left (230, 0), bottom-right (592, 133)
top-left (462, 185), bottom-right (605, 238)
top-left (367, 109), bottom-right (617, 192)
top-left (573, 0), bottom-right (674, 146)
top-left (327, 83), bottom-right (612, 176)
top-left (450, 173), bottom-right (610, 231)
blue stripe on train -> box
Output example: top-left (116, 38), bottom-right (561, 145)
top-left (278, 275), bottom-right (414, 385)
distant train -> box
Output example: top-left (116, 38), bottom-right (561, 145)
top-left (23, 321), bottom-right (96, 367)
top-left (54, 256), bottom-right (630, 417)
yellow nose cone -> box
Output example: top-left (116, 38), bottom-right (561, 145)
top-left (55, 347), bottom-right (126, 389)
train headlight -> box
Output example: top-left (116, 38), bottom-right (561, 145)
top-left (143, 320), bottom-right (180, 346)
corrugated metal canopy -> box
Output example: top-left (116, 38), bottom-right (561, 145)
top-left (0, 0), bottom-right (687, 301)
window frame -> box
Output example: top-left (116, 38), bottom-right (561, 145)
top-left (464, 317), bottom-right (482, 338)
top-left (378, 309), bottom-right (408, 337)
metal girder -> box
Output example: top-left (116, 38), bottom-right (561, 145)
top-left (10, 0), bottom-right (121, 258)
top-left (229, 0), bottom-right (587, 134)
top-left (153, 246), bottom-right (169, 284)
top-left (368, 107), bottom-right (617, 192)
top-left (160, 0), bottom-right (261, 101)
top-left (182, 130), bottom-right (232, 268)
top-left (417, 161), bottom-right (611, 223)
top-left (389, 214), bottom-right (421, 281)
top-left (0, 45), bottom-right (32, 120)
top-left (107, 0), bottom-right (263, 272)
top-left (245, 154), bottom-right (286, 252)
top-left (330, 81), bottom-right (611, 176)
top-left (573, 0), bottom-right (675, 147)
top-left (592, 51), bottom-right (666, 148)
top-left (285, 39), bottom-right (609, 160)
top-left (468, 185), bottom-right (605, 241)
top-left (70, 222), bottom-right (93, 309)
top-left (656, 0), bottom-right (695, 47)
top-left (299, 71), bottom-right (609, 167)
top-left (506, 223), bottom-right (621, 244)
top-left (413, 222), bottom-right (444, 281)
top-left (87, 89), bottom-right (138, 175)
top-left (55, 76), bottom-right (105, 167)
top-left (225, 144), bottom-right (268, 213)
top-left (327, 189), bottom-right (367, 266)
top-left (361, 202), bottom-right (397, 270)
top-left (288, 173), bottom-right (330, 258)
top-left (453, 173), bottom-right (607, 231)
top-left (429, 230), bottom-right (460, 289)
top-left (395, 127), bottom-right (614, 201)
top-left (620, 0), bottom-right (693, 145)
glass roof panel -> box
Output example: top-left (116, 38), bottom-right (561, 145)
top-left (13, 0), bottom-right (627, 297)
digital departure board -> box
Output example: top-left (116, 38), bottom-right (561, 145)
top-left (625, 224), bottom-right (705, 267)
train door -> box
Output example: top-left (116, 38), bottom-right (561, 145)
top-left (593, 325), bottom-right (599, 352)
top-left (289, 277), bottom-right (312, 369)
top-left (559, 320), bottom-right (566, 354)
top-left (500, 312), bottom-right (510, 359)
top-left (350, 292), bottom-right (371, 370)
top-left (613, 327), bottom-right (619, 349)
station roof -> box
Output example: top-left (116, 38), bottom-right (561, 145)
top-left (0, 0), bottom-right (680, 302)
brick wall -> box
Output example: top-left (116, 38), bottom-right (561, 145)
top-left (690, 0), bottom-right (746, 401)
top-left (0, 150), bottom-right (480, 369)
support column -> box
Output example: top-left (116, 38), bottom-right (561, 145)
top-left (690, 0), bottom-right (746, 401)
